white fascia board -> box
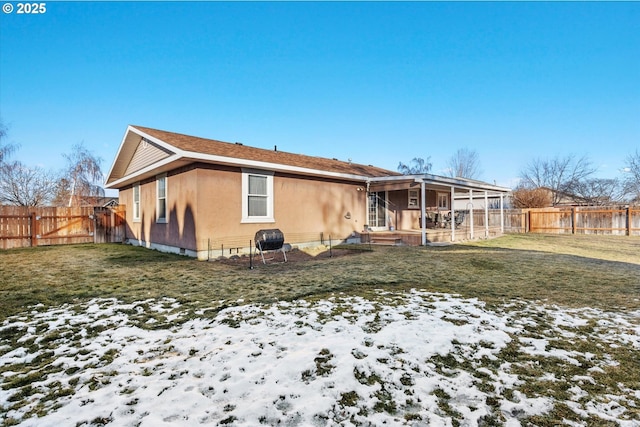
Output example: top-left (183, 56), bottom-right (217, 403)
top-left (453, 192), bottom-right (511, 199)
top-left (416, 174), bottom-right (510, 193)
top-left (131, 125), bottom-right (372, 182)
top-left (104, 125), bottom-right (137, 185)
top-left (372, 174), bottom-right (511, 193)
top-left (107, 125), bottom-right (375, 188)
top-left (104, 154), bottom-right (183, 189)
top-left (105, 125), bottom-right (180, 186)
top-left (130, 126), bottom-right (182, 154)
top-left (106, 151), bottom-right (373, 189)
top-left (182, 151), bottom-right (373, 182)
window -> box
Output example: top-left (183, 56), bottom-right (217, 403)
top-left (133, 183), bottom-right (140, 221)
top-left (437, 192), bottom-right (449, 210)
top-left (242, 169), bottom-right (274, 223)
top-left (248, 175), bottom-right (268, 216)
top-left (157, 175), bottom-right (167, 223)
top-left (408, 189), bottom-right (419, 209)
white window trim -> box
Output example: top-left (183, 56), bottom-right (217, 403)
top-left (133, 183), bottom-right (141, 222)
top-left (241, 169), bottom-right (275, 223)
top-left (437, 192), bottom-right (449, 210)
top-left (408, 189), bottom-right (419, 209)
top-left (156, 174), bottom-right (168, 223)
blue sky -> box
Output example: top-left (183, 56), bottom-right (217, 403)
top-left (1, 1), bottom-right (638, 191)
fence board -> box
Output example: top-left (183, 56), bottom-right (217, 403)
top-left (0, 205), bottom-right (126, 249)
top-left (94, 206), bottom-right (125, 244)
top-left (502, 206), bottom-right (640, 236)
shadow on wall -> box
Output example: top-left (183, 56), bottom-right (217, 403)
top-left (319, 184), bottom-right (365, 238)
top-left (127, 204), bottom-right (196, 253)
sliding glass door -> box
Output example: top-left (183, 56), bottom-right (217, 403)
top-left (368, 191), bottom-right (387, 229)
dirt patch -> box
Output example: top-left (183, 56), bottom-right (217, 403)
top-left (214, 245), bottom-right (361, 268)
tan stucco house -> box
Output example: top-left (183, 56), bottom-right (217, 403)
top-left (105, 125), bottom-right (510, 259)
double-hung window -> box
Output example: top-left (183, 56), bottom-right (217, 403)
top-left (437, 192), bottom-right (449, 210)
top-left (157, 174), bottom-right (167, 223)
top-left (133, 183), bottom-right (140, 221)
top-left (408, 189), bottom-right (419, 209)
top-left (242, 169), bottom-right (274, 223)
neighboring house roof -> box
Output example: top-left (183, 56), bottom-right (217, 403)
top-left (106, 125), bottom-right (400, 189)
top-left (535, 186), bottom-right (615, 207)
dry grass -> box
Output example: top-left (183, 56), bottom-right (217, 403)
top-left (467, 233), bottom-right (640, 265)
top-left (1, 233), bottom-right (639, 322)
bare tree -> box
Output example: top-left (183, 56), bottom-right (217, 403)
top-left (510, 186), bottom-right (552, 208)
top-left (0, 161), bottom-right (58, 206)
top-left (622, 150), bottom-right (640, 204)
top-left (0, 121), bottom-right (51, 206)
top-left (446, 148), bottom-right (482, 179)
top-left (397, 157), bottom-right (432, 175)
top-left (62, 143), bottom-right (104, 207)
top-left (0, 119), bottom-right (17, 164)
top-left (573, 178), bottom-right (624, 206)
top-left (519, 154), bottom-right (595, 206)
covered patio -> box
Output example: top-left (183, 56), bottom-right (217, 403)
top-left (365, 174), bottom-right (511, 245)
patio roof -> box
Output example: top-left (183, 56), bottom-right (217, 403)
top-left (368, 173), bottom-right (511, 195)
top-left (368, 174), bottom-right (510, 246)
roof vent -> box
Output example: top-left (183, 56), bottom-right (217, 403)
top-left (235, 142), bottom-right (243, 146)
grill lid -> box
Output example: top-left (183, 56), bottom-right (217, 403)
top-left (255, 229), bottom-right (285, 251)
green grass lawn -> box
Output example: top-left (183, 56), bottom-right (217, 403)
top-left (1, 233), bottom-right (639, 322)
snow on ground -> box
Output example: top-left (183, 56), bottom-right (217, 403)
top-left (1, 290), bottom-right (639, 426)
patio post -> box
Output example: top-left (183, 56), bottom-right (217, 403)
top-left (500, 193), bottom-right (504, 233)
top-left (469, 189), bottom-right (474, 240)
top-left (484, 191), bottom-right (489, 238)
top-left (450, 186), bottom-right (455, 242)
top-left (420, 180), bottom-right (426, 246)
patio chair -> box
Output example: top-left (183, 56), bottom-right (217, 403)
top-left (454, 211), bottom-right (466, 229)
top-left (420, 212), bottom-right (437, 229)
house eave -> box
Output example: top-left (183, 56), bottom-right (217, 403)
top-left (105, 152), bottom-right (374, 190)
top-left (105, 155), bottom-right (188, 189)
top-left (184, 151), bottom-right (373, 182)
top-left (105, 125), bottom-right (181, 187)
top-left (369, 174), bottom-right (511, 194)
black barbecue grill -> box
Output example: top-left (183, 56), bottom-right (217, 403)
top-left (254, 229), bottom-right (287, 264)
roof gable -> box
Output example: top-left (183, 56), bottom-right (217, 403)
top-left (124, 137), bottom-right (173, 176)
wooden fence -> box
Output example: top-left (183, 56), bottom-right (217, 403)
top-left (0, 205), bottom-right (125, 249)
top-left (470, 209), bottom-right (527, 233)
top-left (492, 206), bottom-right (640, 236)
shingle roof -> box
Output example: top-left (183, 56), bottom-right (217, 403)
top-left (133, 125), bottom-right (400, 179)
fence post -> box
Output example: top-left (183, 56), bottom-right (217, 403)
top-left (30, 212), bottom-right (38, 247)
top-left (92, 210), bottom-right (98, 243)
top-left (572, 208), bottom-right (577, 234)
top-left (628, 207), bottom-right (632, 236)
